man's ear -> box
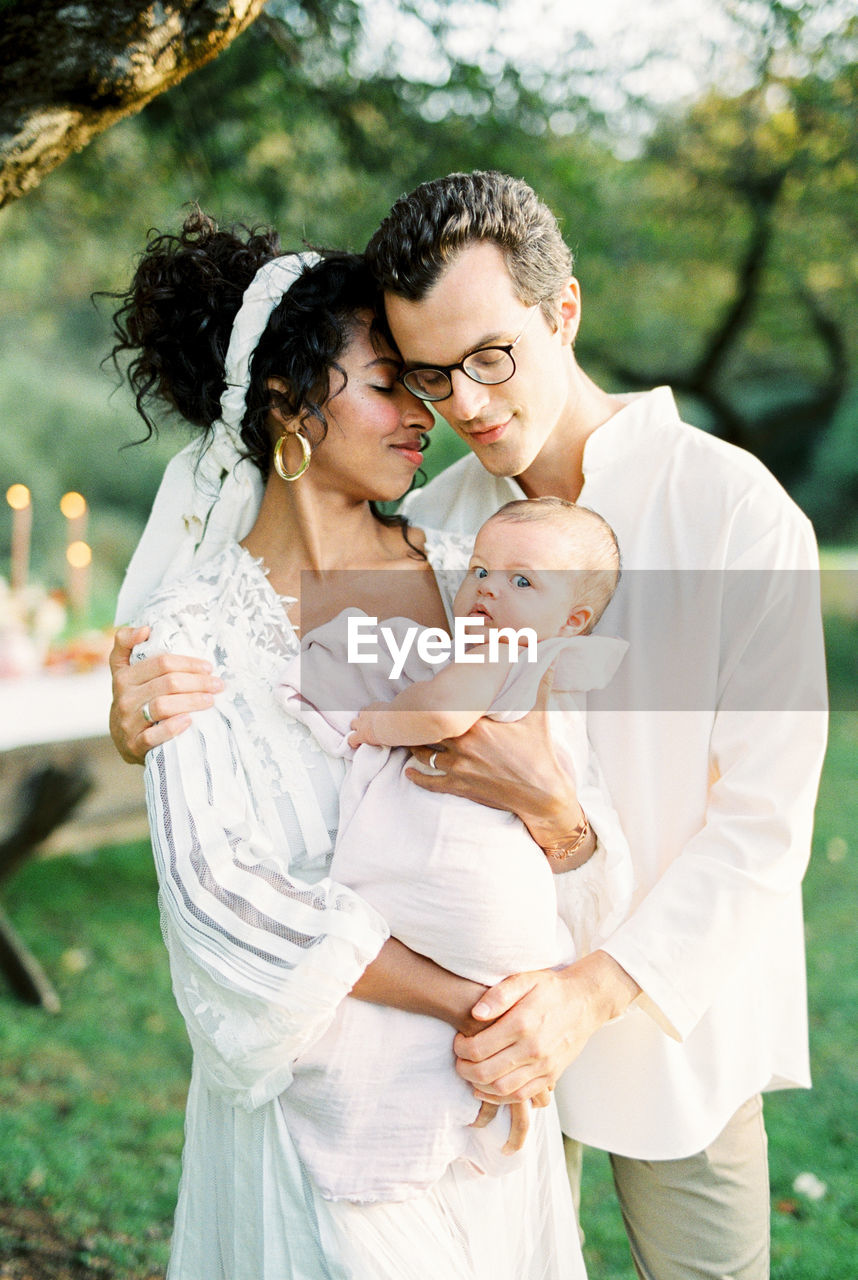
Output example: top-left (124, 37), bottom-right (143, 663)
top-left (556, 277), bottom-right (582, 348)
top-left (560, 603), bottom-right (592, 637)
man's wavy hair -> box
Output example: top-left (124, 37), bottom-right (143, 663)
top-left (365, 171), bottom-right (574, 327)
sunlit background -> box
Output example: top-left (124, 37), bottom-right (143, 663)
top-left (1, 0), bottom-right (855, 631)
top-left (0, 5), bottom-right (856, 1276)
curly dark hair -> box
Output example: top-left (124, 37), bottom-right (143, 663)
top-left (241, 250), bottom-right (384, 477)
top-left (108, 208), bottom-right (378, 471)
top-left (108, 207), bottom-right (281, 439)
top-left (107, 208), bottom-right (425, 548)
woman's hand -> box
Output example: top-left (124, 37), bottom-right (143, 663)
top-left (405, 668), bottom-right (584, 846)
top-left (109, 625), bottom-right (224, 763)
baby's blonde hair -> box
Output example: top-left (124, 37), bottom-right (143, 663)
top-left (486, 497), bottom-right (620, 630)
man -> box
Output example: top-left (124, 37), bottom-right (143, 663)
top-left (361, 171), bottom-right (827, 1279)
top-left (111, 171), bottom-right (827, 1279)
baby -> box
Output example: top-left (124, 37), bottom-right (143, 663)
top-left (277, 498), bottom-right (632, 1202)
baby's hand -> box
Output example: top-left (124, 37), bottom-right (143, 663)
top-left (469, 1099), bottom-right (540, 1154)
top-left (348, 702), bottom-right (387, 748)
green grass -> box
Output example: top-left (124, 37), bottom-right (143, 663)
top-left (0, 844), bottom-right (190, 1277)
top-left (1, 618), bottom-right (856, 1277)
top-left (765, 699), bottom-right (858, 1279)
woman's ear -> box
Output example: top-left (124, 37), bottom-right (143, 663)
top-left (266, 376), bottom-right (293, 429)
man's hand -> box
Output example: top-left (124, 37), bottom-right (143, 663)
top-left (453, 951), bottom-right (641, 1102)
top-left (406, 668), bottom-right (583, 846)
top-left (109, 625), bottom-right (224, 763)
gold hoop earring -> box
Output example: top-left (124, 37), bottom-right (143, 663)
top-left (273, 429), bottom-right (312, 482)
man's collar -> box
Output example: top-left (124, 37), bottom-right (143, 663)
top-left (582, 387), bottom-right (680, 476)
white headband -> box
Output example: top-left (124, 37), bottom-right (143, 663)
top-left (115, 251), bottom-right (320, 622)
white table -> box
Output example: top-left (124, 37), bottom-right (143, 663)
top-left (0, 668), bottom-right (113, 752)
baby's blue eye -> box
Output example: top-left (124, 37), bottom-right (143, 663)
top-left (513, 574), bottom-right (532, 589)
top-left (474, 567), bottom-right (488, 579)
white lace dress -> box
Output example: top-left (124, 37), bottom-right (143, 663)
top-left (136, 533), bottom-right (586, 1280)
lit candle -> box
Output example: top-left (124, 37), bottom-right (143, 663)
top-left (66, 539), bottom-right (92, 617)
top-left (61, 492), bottom-right (88, 615)
top-left (6, 484), bottom-right (32, 592)
top-left (60, 490), bottom-right (88, 544)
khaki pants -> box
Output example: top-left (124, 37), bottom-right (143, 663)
top-left (565, 1095), bottom-right (770, 1280)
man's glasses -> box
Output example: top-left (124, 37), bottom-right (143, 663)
top-left (400, 307), bottom-right (539, 403)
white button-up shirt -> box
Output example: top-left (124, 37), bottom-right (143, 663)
top-left (403, 387), bottom-right (828, 1158)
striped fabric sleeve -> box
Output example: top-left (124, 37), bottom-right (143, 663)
top-left (143, 702), bottom-right (389, 1108)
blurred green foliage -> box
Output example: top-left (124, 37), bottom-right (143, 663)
top-left (1, 0), bottom-right (856, 607)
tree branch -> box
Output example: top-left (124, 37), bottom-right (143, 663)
top-left (690, 169), bottom-right (787, 386)
top-left (796, 281), bottom-right (850, 414)
top-left (0, 0), bottom-right (267, 208)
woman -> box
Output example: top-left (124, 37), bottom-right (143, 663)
top-left (108, 210), bottom-right (594, 1279)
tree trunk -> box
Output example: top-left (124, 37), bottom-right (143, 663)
top-left (0, 0), bottom-right (268, 209)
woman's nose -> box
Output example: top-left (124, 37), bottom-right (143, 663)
top-left (398, 385), bottom-right (435, 430)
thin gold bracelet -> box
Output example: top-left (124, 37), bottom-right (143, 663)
top-left (542, 814), bottom-right (591, 861)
